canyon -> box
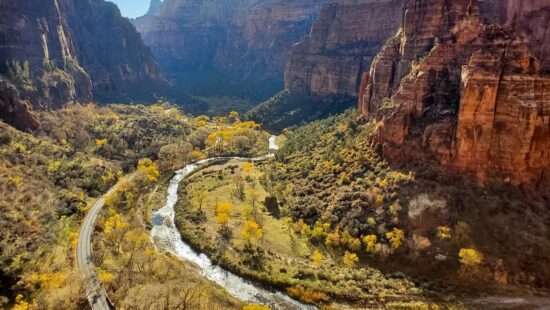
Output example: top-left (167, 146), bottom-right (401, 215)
top-left (0, 0), bottom-right (165, 130)
top-left (358, 0), bottom-right (550, 185)
top-left (133, 0), bottom-right (328, 101)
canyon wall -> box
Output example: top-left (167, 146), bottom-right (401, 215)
top-left (358, 0), bottom-right (550, 185)
top-left (0, 0), bottom-right (165, 129)
top-left (133, 0), bottom-right (327, 100)
top-left (284, 0), bottom-right (403, 97)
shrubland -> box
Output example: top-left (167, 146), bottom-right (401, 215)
top-left (0, 103), bottom-right (265, 308)
top-left (180, 108), bottom-right (549, 307)
top-left (271, 109), bottom-right (550, 296)
top-left (244, 91), bottom-right (356, 133)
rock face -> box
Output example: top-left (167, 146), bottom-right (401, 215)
top-left (358, 0), bottom-right (550, 185)
top-left (284, 0), bottom-right (403, 97)
top-left (0, 0), bottom-right (93, 110)
top-left (0, 78), bottom-right (40, 131)
top-left (64, 0), bottom-right (165, 102)
top-left (0, 0), bottom-right (165, 129)
top-left (147, 0), bottom-right (163, 15)
top-left (133, 0), bottom-right (327, 100)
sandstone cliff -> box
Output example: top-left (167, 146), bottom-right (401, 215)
top-left (147, 0), bottom-right (163, 16)
top-left (284, 0), bottom-right (403, 97)
top-left (0, 0), bottom-right (165, 129)
top-left (0, 78), bottom-right (40, 131)
top-left (133, 0), bottom-right (326, 100)
top-left (358, 0), bottom-right (550, 185)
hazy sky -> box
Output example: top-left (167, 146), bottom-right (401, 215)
top-left (108, 0), bottom-right (150, 18)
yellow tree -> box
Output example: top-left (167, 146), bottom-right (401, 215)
top-left (243, 162), bottom-right (254, 173)
top-left (137, 158), bottom-right (160, 182)
top-left (437, 226), bottom-right (452, 239)
top-left (216, 202), bottom-right (232, 240)
top-left (343, 251), bottom-right (359, 268)
top-left (242, 220), bottom-right (263, 244)
top-left (311, 250), bottom-right (323, 266)
top-left (104, 213), bottom-right (130, 253)
top-left (459, 248), bottom-right (484, 266)
top-left (216, 202), bottom-right (232, 226)
top-left (386, 228), bottom-right (405, 249)
top-left (363, 234), bottom-right (378, 254)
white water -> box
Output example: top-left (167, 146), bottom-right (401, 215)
top-left (150, 136), bottom-right (316, 310)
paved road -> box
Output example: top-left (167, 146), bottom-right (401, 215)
top-left (77, 195), bottom-right (112, 310)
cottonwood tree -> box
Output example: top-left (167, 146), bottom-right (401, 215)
top-left (233, 174), bottom-right (245, 201)
top-left (194, 190), bottom-right (208, 212)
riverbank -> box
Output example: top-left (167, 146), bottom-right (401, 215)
top-left (149, 144), bottom-right (319, 310)
top-left (172, 159), bottom-right (452, 308)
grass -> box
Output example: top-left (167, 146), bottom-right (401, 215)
top-left (178, 160), bottom-right (311, 257)
top-left (172, 160), bottom-right (450, 307)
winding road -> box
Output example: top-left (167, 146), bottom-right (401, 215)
top-left (77, 135), bottom-right (294, 310)
top-left (77, 195), bottom-right (113, 310)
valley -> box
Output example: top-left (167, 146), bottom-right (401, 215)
top-left (0, 0), bottom-right (549, 309)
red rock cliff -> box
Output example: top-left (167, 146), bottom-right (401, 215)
top-left (358, 0), bottom-right (550, 185)
top-left (284, 0), bottom-right (403, 97)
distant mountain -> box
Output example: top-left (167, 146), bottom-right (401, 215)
top-left (132, 0), bottom-right (328, 103)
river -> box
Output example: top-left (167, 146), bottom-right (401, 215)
top-left (150, 136), bottom-right (315, 310)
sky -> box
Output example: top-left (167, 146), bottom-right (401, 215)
top-left (108, 0), bottom-right (150, 18)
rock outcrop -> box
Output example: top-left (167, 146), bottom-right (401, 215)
top-left (284, 0), bottom-right (403, 98)
top-left (0, 78), bottom-right (40, 131)
top-left (133, 0), bottom-right (327, 100)
top-left (147, 0), bottom-right (163, 16)
top-left (63, 0), bottom-right (165, 102)
top-left (0, 0), bottom-right (165, 129)
top-left (358, 0), bottom-right (550, 185)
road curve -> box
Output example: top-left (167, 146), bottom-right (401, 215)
top-left (76, 136), bottom-right (279, 309)
top-left (77, 195), bottom-right (113, 310)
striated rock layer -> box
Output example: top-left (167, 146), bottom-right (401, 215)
top-left (133, 0), bottom-right (327, 99)
top-left (284, 0), bottom-right (403, 98)
top-left (358, 0), bottom-right (550, 185)
top-left (0, 0), bottom-right (165, 129)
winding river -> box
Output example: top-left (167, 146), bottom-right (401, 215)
top-left (150, 136), bottom-right (315, 310)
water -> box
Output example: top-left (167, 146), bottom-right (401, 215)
top-left (150, 136), bottom-right (316, 310)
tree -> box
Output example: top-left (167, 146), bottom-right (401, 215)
top-left (242, 220), bottom-right (263, 244)
top-left (104, 213), bottom-right (130, 253)
top-left (363, 234), bottom-right (377, 254)
top-left (437, 226), bottom-right (451, 239)
top-left (386, 228), bottom-right (405, 249)
top-left (246, 187), bottom-right (261, 220)
top-left (243, 162), bottom-right (253, 173)
top-left (158, 143), bottom-right (192, 171)
top-left (216, 202), bottom-right (232, 239)
top-left (216, 202), bottom-right (232, 226)
top-left (233, 174), bottom-right (245, 201)
top-left (194, 190), bottom-right (208, 212)
top-left (188, 150), bottom-right (207, 163)
top-left (311, 250), bottom-right (323, 266)
top-left (343, 251), bottom-right (359, 268)
top-left (229, 111), bottom-right (239, 123)
top-left (137, 158), bottom-right (160, 183)
top-left (348, 238), bottom-right (362, 251)
top-left (459, 248), bottom-right (483, 266)
top-left (325, 228), bottom-right (341, 248)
